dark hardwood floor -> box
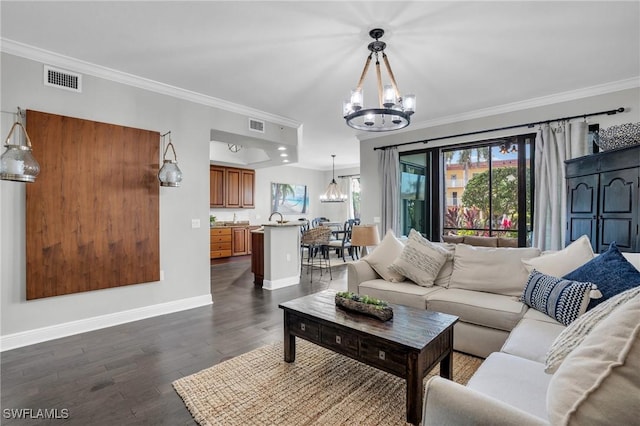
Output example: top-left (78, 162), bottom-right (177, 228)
top-left (1, 258), bottom-right (348, 425)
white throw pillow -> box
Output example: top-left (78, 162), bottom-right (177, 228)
top-left (363, 229), bottom-right (405, 282)
top-left (449, 244), bottom-right (541, 296)
top-left (433, 242), bottom-right (456, 287)
top-left (388, 229), bottom-right (451, 287)
top-left (545, 286), bottom-right (640, 373)
top-left (546, 292), bottom-right (640, 425)
top-left (522, 235), bottom-right (594, 277)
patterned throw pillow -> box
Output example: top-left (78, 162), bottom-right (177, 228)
top-left (521, 270), bottom-right (600, 326)
top-left (563, 242), bottom-right (640, 310)
top-left (388, 229), bottom-right (451, 287)
top-left (545, 286), bottom-right (640, 374)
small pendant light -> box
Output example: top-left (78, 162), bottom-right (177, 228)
top-left (320, 154), bottom-right (347, 203)
top-left (0, 108), bottom-right (40, 183)
top-left (158, 131), bottom-right (183, 187)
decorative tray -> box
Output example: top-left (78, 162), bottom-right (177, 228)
top-left (335, 292), bottom-right (393, 321)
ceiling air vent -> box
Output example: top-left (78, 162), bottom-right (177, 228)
top-left (44, 65), bottom-right (82, 93)
top-left (248, 118), bottom-right (265, 133)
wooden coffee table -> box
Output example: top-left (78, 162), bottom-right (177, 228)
top-left (279, 290), bottom-right (458, 425)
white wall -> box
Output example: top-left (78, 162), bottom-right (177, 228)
top-left (359, 87), bottom-right (640, 231)
top-left (0, 52), bottom-right (295, 344)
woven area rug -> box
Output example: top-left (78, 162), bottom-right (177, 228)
top-left (173, 340), bottom-right (483, 425)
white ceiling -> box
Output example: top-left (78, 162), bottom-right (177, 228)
top-left (1, 1), bottom-right (639, 170)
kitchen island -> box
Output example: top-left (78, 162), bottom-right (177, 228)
top-left (253, 222), bottom-right (304, 290)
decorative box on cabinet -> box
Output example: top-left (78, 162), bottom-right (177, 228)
top-left (565, 145), bottom-right (639, 253)
top-left (210, 227), bottom-right (232, 259)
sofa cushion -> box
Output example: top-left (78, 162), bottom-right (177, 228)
top-left (426, 288), bottom-right (527, 332)
top-left (520, 270), bottom-right (597, 326)
top-left (441, 234), bottom-right (464, 244)
top-left (363, 229), bottom-right (405, 282)
top-left (463, 235), bottom-right (498, 247)
top-left (358, 279), bottom-right (443, 309)
top-left (501, 318), bottom-right (565, 363)
top-left (449, 244), bottom-right (541, 296)
top-left (389, 229), bottom-right (451, 287)
top-left (467, 352), bottom-right (552, 419)
top-left (522, 308), bottom-right (561, 323)
top-left (521, 234), bottom-right (594, 277)
top-left (563, 241), bottom-right (640, 310)
top-left (545, 286), bottom-right (640, 373)
top-left (497, 237), bottom-right (519, 247)
top-left (546, 292), bottom-right (640, 425)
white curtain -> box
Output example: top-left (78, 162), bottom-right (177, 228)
top-left (378, 147), bottom-right (399, 235)
top-left (533, 121), bottom-right (588, 250)
top-left (339, 176), bottom-right (352, 219)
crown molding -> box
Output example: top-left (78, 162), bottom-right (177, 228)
top-left (358, 76), bottom-right (640, 140)
top-left (0, 38), bottom-right (301, 129)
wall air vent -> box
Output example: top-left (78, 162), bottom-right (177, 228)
top-left (248, 118), bottom-right (265, 133)
top-left (44, 65), bottom-right (82, 93)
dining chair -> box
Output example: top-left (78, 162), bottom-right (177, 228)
top-left (325, 220), bottom-right (359, 262)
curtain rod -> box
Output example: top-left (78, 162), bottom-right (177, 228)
top-left (373, 107), bottom-right (625, 151)
top-left (338, 173), bottom-right (360, 178)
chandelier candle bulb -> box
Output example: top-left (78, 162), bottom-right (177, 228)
top-left (383, 85), bottom-right (396, 107)
top-left (350, 89), bottom-right (363, 110)
top-left (403, 94), bottom-right (416, 113)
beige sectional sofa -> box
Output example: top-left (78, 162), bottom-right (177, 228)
top-left (347, 231), bottom-right (639, 357)
top-left (347, 230), bottom-right (640, 424)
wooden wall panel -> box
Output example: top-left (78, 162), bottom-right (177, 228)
top-left (25, 110), bottom-right (160, 299)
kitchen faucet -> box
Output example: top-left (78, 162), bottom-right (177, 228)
top-left (268, 212), bottom-right (283, 223)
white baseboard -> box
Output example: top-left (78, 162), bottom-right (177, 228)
top-left (0, 295), bottom-right (213, 352)
top-left (263, 276), bottom-right (300, 291)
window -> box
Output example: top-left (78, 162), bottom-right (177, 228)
top-left (350, 176), bottom-right (361, 219)
top-left (399, 152), bottom-right (428, 237)
top-left (442, 134), bottom-right (534, 246)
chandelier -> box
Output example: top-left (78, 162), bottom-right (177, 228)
top-left (320, 155), bottom-right (347, 203)
top-left (343, 28), bottom-right (416, 132)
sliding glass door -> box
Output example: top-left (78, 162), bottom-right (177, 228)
top-left (399, 152), bottom-right (428, 237)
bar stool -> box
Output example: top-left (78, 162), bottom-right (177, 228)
top-left (300, 227), bottom-right (332, 283)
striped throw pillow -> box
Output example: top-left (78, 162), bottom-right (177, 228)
top-left (521, 270), bottom-right (600, 326)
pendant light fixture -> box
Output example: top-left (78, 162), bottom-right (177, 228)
top-left (158, 131), bottom-right (183, 187)
top-left (320, 154), bottom-right (347, 203)
top-left (0, 108), bottom-right (40, 183)
top-left (343, 28), bottom-right (416, 132)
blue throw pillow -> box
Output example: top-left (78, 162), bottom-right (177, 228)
top-left (563, 242), bottom-right (640, 310)
top-left (521, 270), bottom-right (597, 326)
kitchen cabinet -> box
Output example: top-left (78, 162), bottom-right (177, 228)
top-left (210, 165), bottom-right (255, 208)
top-left (231, 227), bottom-right (248, 255)
top-left (210, 227), bottom-right (232, 258)
top-left (210, 166), bottom-right (225, 208)
top-left (211, 224), bottom-right (262, 259)
top-left (251, 230), bottom-right (264, 285)
top-left (565, 145), bottom-right (639, 253)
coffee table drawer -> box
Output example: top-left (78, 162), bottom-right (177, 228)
top-left (320, 325), bottom-right (358, 357)
top-left (287, 314), bottom-right (320, 341)
top-left (359, 340), bottom-right (407, 376)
